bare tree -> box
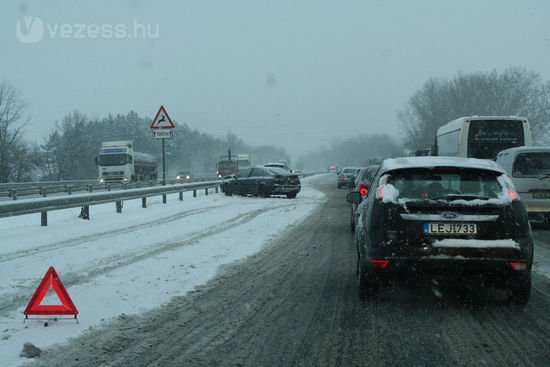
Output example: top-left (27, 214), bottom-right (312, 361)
top-left (0, 81), bottom-right (30, 182)
top-left (398, 67), bottom-right (550, 151)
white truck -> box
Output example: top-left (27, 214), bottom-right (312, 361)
top-left (96, 141), bottom-right (157, 183)
top-left (236, 153), bottom-right (251, 170)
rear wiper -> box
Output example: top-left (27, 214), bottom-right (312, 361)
top-left (431, 194), bottom-right (491, 201)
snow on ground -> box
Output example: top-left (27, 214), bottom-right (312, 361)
top-left (0, 175), bottom-right (328, 367)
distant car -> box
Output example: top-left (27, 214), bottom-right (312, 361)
top-left (337, 167), bottom-right (358, 188)
top-left (176, 170), bottom-right (193, 182)
top-left (224, 167), bottom-right (301, 198)
top-left (350, 164), bottom-right (379, 231)
top-left (496, 146), bottom-right (550, 222)
top-left (348, 156), bottom-right (533, 304)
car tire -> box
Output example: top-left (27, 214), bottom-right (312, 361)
top-left (286, 192), bottom-right (297, 199)
top-left (358, 262), bottom-right (380, 301)
top-left (257, 185), bottom-right (269, 198)
top-left (509, 275), bottom-right (531, 305)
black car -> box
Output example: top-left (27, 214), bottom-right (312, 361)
top-left (349, 164), bottom-right (380, 231)
top-left (347, 156), bottom-right (534, 304)
top-left (223, 167), bottom-right (301, 198)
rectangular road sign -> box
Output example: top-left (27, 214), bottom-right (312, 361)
top-left (152, 130), bottom-right (174, 139)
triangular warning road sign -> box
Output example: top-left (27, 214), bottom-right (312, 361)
top-left (150, 105), bottom-right (175, 129)
top-left (24, 266), bottom-right (78, 316)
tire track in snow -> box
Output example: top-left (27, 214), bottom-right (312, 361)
top-left (0, 205), bottom-right (221, 263)
top-left (0, 200), bottom-right (303, 313)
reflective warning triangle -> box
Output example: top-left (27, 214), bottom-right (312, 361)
top-left (23, 266), bottom-right (78, 316)
top-left (150, 105), bottom-right (175, 129)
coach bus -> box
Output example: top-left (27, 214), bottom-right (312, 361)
top-left (434, 116), bottom-right (532, 160)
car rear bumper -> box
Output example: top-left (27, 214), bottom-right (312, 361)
top-left (522, 197), bottom-right (550, 217)
top-left (362, 237), bottom-right (533, 280)
top-left (271, 185), bottom-right (301, 194)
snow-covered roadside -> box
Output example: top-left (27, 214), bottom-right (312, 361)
top-left (0, 175), bottom-right (329, 367)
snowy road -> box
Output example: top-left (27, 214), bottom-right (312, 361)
top-left (0, 175), bottom-right (327, 366)
top-left (2, 174), bottom-right (550, 366)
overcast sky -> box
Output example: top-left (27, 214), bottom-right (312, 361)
top-left (1, 0), bottom-right (550, 159)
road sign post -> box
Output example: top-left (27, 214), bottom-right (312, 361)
top-left (150, 105), bottom-right (175, 186)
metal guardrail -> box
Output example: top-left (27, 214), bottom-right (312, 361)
top-left (0, 177), bottom-right (220, 200)
top-left (0, 181), bottom-right (221, 226)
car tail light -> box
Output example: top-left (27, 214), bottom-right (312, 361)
top-left (375, 185), bottom-right (384, 200)
top-left (273, 177), bottom-right (284, 184)
top-left (510, 261), bottom-right (527, 271)
top-left (339, 175), bottom-right (345, 180)
top-left (508, 187), bottom-right (520, 201)
top-left (370, 259), bottom-right (389, 268)
top-left (359, 182), bottom-right (369, 196)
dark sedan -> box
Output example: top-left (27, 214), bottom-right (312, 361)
top-left (222, 167), bottom-right (301, 198)
top-left (348, 156), bottom-right (534, 304)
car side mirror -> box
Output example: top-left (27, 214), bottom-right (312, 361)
top-left (346, 191), bottom-right (362, 204)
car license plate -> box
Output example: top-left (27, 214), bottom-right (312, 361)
top-left (423, 223), bottom-right (477, 235)
top-left (533, 190), bottom-right (550, 199)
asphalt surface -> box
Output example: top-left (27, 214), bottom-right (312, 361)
top-left (30, 175), bottom-right (550, 367)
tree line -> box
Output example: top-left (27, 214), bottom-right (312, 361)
top-left (300, 67), bottom-right (550, 170)
top-left (2, 67), bottom-right (549, 182)
top-left (399, 67), bottom-right (550, 151)
top-left (0, 81), bottom-right (289, 182)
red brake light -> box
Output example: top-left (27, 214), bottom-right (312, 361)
top-left (359, 182), bottom-right (369, 196)
top-left (508, 187), bottom-right (520, 201)
top-left (510, 261), bottom-right (527, 271)
top-left (339, 175), bottom-right (345, 179)
top-left (370, 259), bottom-right (389, 268)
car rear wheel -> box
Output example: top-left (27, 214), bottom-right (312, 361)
top-left (358, 262), bottom-right (380, 301)
top-left (509, 275), bottom-right (531, 305)
top-left (286, 192), bottom-right (297, 199)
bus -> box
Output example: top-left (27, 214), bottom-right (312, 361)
top-left (434, 116), bottom-right (532, 160)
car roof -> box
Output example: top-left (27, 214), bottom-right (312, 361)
top-left (497, 146), bottom-right (550, 156)
top-left (379, 156), bottom-right (506, 174)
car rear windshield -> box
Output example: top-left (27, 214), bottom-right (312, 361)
top-left (383, 168), bottom-right (504, 201)
top-left (343, 168), bottom-right (355, 173)
top-left (267, 167), bottom-right (291, 175)
top-left (513, 152), bottom-right (550, 177)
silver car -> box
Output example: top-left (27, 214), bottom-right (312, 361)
top-left (496, 146), bottom-right (550, 222)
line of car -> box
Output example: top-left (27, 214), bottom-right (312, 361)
top-left (344, 155), bottom-right (538, 305)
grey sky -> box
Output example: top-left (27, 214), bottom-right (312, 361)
top-left (1, 0), bottom-right (550, 159)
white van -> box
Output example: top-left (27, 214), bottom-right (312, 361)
top-left (496, 146), bottom-right (550, 222)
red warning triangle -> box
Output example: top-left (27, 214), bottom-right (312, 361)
top-left (150, 105), bottom-right (175, 129)
top-left (24, 266), bottom-right (78, 316)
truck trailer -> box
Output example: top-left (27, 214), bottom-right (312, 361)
top-left (96, 141), bottom-right (157, 183)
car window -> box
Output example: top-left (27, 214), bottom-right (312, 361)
top-left (384, 168), bottom-right (503, 200)
top-left (267, 167), bottom-right (289, 175)
top-left (250, 168), bottom-right (265, 177)
top-left (513, 152), bottom-right (550, 177)
top-left (236, 168), bottom-right (252, 178)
